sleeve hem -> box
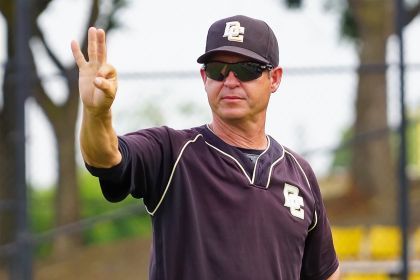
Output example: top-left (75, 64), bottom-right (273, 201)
top-left (307, 258), bottom-right (339, 280)
top-left (85, 160), bottom-right (124, 180)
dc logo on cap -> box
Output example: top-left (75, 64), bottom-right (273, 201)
top-left (223, 21), bottom-right (245, 43)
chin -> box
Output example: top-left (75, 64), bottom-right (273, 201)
top-left (218, 113), bottom-right (248, 122)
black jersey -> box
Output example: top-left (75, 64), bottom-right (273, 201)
top-left (86, 125), bottom-right (339, 280)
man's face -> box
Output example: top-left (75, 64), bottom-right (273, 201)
top-left (200, 53), bottom-right (282, 124)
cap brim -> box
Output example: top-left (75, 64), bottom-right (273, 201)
top-left (197, 46), bottom-right (270, 65)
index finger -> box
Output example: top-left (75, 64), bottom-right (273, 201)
top-left (71, 40), bottom-right (87, 68)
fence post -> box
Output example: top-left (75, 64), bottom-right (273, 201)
top-left (395, 0), bottom-right (410, 279)
top-left (12, 0), bottom-right (32, 278)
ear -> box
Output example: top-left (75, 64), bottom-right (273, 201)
top-left (200, 67), bottom-right (207, 84)
top-left (270, 67), bottom-right (283, 93)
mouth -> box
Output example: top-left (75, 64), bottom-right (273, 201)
top-left (222, 95), bottom-right (244, 100)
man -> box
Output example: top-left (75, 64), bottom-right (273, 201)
top-left (71, 15), bottom-right (340, 280)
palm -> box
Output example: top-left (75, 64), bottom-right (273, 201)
top-left (71, 28), bottom-right (117, 114)
top-left (79, 63), bottom-right (112, 108)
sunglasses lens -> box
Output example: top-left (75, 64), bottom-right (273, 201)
top-left (205, 62), bottom-right (266, 82)
top-left (231, 63), bottom-right (262, 81)
top-left (204, 62), bottom-right (227, 81)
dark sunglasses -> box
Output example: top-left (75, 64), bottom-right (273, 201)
top-left (203, 61), bottom-right (273, 82)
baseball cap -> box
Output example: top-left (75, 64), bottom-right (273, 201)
top-left (197, 15), bottom-right (279, 67)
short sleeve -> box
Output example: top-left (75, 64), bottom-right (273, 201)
top-left (300, 169), bottom-right (339, 280)
top-left (85, 126), bottom-right (178, 210)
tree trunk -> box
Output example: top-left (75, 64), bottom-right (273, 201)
top-left (0, 1), bottom-right (53, 268)
top-left (51, 109), bottom-right (81, 256)
top-left (349, 0), bottom-right (397, 222)
top-left (30, 0), bottom-right (105, 257)
top-left (0, 63), bottom-right (19, 268)
top-left (39, 77), bottom-right (82, 257)
top-left (0, 6), bottom-right (20, 267)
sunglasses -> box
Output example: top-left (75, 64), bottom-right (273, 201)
top-left (203, 61), bottom-right (273, 82)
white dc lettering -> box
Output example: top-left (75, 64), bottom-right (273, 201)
top-left (223, 21), bottom-right (245, 42)
top-left (284, 184), bottom-right (304, 220)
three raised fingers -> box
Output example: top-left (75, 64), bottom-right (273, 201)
top-left (72, 27), bottom-right (107, 67)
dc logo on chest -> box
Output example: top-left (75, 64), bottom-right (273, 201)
top-left (283, 184), bottom-right (304, 220)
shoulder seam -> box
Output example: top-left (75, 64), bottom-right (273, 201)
top-left (146, 133), bottom-right (203, 216)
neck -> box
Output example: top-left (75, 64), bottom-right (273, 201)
top-left (209, 119), bottom-right (267, 150)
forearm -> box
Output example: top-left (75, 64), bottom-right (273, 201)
top-left (80, 108), bottom-right (121, 168)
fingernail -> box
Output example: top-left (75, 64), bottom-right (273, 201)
top-left (94, 77), bottom-right (101, 85)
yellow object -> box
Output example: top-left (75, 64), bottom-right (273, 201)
top-left (368, 226), bottom-right (401, 260)
top-left (342, 273), bottom-right (390, 280)
top-left (331, 226), bottom-right (364, 260)
top-left (414, 227), bottom-right (420, 259)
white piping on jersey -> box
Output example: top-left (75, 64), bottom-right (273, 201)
top-left (205, 123), bottom-right (275, 186)
top-left (204, 141), bottom-right (253, 184)
top-left (264, 148), bottom-right (285, 188)
top-left (284, 150), bottom-right (312, 191)
top-left (308, 211), bottom-right (318, 232)
top-left (284, 150), bottom-right (319, 231)
top-left (251, 137), bottom-right (271, 183)
top-left (205, 140), bottom-right (319, 230)
top-left (146, 134), bottom-right (203, 216)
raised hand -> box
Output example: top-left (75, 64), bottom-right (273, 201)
top-left (71, 27), bottom-right (118, 116)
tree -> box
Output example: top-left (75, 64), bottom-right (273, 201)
top-left (0, 0), bottom-right (126, 259)
top-left (34, 0), bottom-right (127, 257)
top-left (283, 0), bottom-right (420, 223)
top-left (0, 0), bottom-right (51, 265)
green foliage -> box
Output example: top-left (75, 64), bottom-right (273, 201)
top-left (407, 118), bottom-right (420, 167)
top-left (330, 128), bottom-right (353, 170)
top-left (340, 7), bottom-right (359, 41)
top-left (79, 171), bottom-right (152, 245)
top-left (30, 170), bottom-right (151, 257)
top-left (330, 117), bottom-right (420, 172)
top-left (29, 188), bottom-right (55, 257)
top-left (285, 0), bottom-right (302, 8)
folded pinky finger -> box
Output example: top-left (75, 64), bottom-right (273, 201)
top-left (94, 77), bottom-right (116, 96)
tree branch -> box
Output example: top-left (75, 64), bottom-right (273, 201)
top-left (81, 0), bottom-right (100, 52)
top-left (26, 40), bottom-right (58, 120)
top-left (33, 75), bottom-right (60, 122)
top-left (34, 24), bottom-right (66, 74)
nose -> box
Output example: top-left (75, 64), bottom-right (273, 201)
top-left (223, 71), bottom-right (240, 87)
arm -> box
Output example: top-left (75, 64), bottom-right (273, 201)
top-left (71, 27), bottom-right (121, 168)
top-left (326, 267), bottom-right (340, 280)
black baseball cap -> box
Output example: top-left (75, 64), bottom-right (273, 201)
top-left (197, 15), bottom-right (279, 67)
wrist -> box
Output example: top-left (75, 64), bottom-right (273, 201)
top-left (83, 106), bottom-right (112, 121)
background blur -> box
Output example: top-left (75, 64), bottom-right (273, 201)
top-left (1, 0), bottom-right (420, 279)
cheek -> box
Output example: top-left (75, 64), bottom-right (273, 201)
top-left (246, 82), bottom-right (271, 102)
top-left (205, 81), bottom-right (221, 100)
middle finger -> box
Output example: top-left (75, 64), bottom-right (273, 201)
top-left (97, 29), bottom-right (107, 64)
top-left (87, 27), bottom-right (98, 63)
